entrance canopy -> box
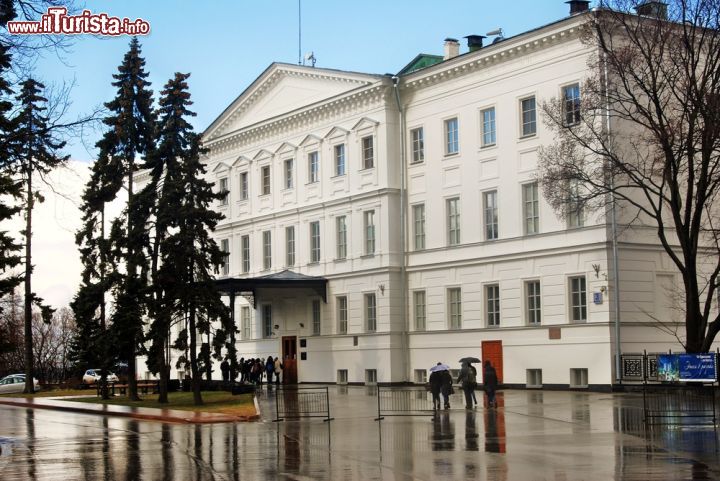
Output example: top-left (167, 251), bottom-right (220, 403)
top-left (215, 270), bottom-right (328, 308)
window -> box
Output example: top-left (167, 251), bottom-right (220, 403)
top-left (219, 177), bottom-right (229, 205)
top-left (523, 183), bottom-right (539, 235)
top-left (486, 284), bottom-right (500, 327)
top-left (410, 127), bottom-right (424, 163)
top-left (563, 83), bottom-right (581, 126)
top-left (241, 306), bottom-right (251, 340)
top-left (262, 230), bottom-right (271, 270)
top-left (336, 216), bottom-right (347, 260)
top-left (364, 210), bottom-right (375, 255)
top-left (570, 368), bottom-right (589, 388)
top-left (261, 166), bottom-right (271, 195)
top-left (337, 296), bottom-right (348, 334)
top-left (567, 181), bottom-right (584, 228)
top-left (570, 276), bottom-right (587, 322)
top-left (414, 369), bottom-right (427, 384)
top-left (241, 235), bottom-right (250, 273)
top-left (362, 136), bottom-right (374, 169)
top-left (412, 204), bottom-right (425, 250)
top-left (365, 293), bottom-right (376, 332)
top-left (365, 369), bottom-right (377, 385)
top-left (481, 107), bottom-right (496, 147)
top-left (414, 290), bottom-right (426, 331)
top-left (308, 151), bottom-right (319, 183)
top-left (312, 299), bottom-right (321, 336)
top-left (483, 190), bottom-right (498, 240)
top-left (447, 198), bottom-right (460, 246)
top-left (284, 159), bottom-right (293, 189)
top-left (521, 96), bottom-right (537, 137)
top-left (334, 144), bottom-right (345, 176)
top-left (285, 226), bottom-right (295, 267)
top-left (220, 239), bottom-right (229, 276)
top-left (310, 221), bottom-right (320, 263)
top-left (527, 369), bottom-right (542, 388)
top-left (444, 117), bottom-right (459, 155)
top-left (526, 280), bottom-right (541, 325)
top-left (337, 369), bottom-right (348, 384)
top-left (262, 305), bottom-right (272, 338)
top-left (448, 288), bottom-right (462, 329)
top-left (239, 172), bottom-right (249, 200)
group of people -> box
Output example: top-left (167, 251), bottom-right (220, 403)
top-left (428, 360), bottom-right (498, 410)
top-left (219, 356), bottom-right (284, 385)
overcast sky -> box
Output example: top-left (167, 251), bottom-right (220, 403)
top-left (19, 0), bottom-right (586, 308)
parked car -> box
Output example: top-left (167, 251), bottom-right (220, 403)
top-left (82, 369), bottom-right (119, 385)
top-left (0, 374), bottom-right (40, 394)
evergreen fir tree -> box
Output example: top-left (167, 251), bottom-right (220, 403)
top-left (12, 78), bottom-right (67, 393)
top-left (150, 72), bottom-right (231, 405)
top-left (102, 37), bottom-right (155, 401)
top-left (70, 144), bottom-right (123, 398)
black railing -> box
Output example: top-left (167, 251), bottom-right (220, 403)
top-left (273, 386), bottom-right (333, 422)
top-left (375, 386), bottom-right (435, 420)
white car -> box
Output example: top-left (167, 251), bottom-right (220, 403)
top-left (0, 374), bottom-right (40, 394)
top-left (82, 369), bottom-right (119, 385)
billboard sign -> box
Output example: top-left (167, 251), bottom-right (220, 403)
top-left (657, 354), bottom-right (717, 382)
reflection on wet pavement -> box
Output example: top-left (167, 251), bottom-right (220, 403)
top-left (0, 387), bottom-right (718, 480)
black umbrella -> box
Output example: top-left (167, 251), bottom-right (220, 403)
top-left (459, 357), bottom-right (481, 364)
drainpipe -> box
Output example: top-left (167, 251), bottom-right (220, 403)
top-left (392, 75), bottom-right (409, 383)
top-left (598, 15), bottom-right (622, 383)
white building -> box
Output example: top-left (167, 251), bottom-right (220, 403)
top-left (167, 1), bottom-right (709, 389)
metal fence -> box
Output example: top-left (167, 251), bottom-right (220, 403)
top-left (273, 386), bottom-right (333, 422)
top-left (375, 386), bottom-right (435, 421)
top-left (619, 351), bottom-right (718, 427)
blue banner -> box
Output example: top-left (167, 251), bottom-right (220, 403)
top-left (657, 354), bottom-right (717, 382)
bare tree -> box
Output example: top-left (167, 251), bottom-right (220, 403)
top-left (538, 0), bottom-right (720, 352)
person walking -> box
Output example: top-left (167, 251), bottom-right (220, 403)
top-left (220, 358), bottom-right (230, 382)
top-left (265, 356), bottom-right (275, 386)
top-left (440, 368), bottom-right (453, 409)
top-left (457, 361), bottom-right (477, 409)
top-left (483, 360), bottom-right (499, 407)
top-left (470, 364), bottom-right (478, 405)
top-left (428, 363), bottom-right (445, 410)
top-left (273, 357), bottom-right (283, 385)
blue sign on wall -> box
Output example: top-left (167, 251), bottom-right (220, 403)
top-left (657, 354), bottom-right (717, 382)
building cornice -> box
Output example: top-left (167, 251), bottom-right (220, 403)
top-left (401, 17), bottom-right (587, 91)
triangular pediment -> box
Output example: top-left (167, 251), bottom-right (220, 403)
top-left (324, 126), bottom-right (349, 139)
top-left (275, 142), bottom-right (297, 155)
top-left (204, 63), bottom-right (382, 142)
top-left (351, 117), bottom-right (380, 131)
top-left (232, 155), bottom-right (252, 168)
top-left (252, 149), bottom-right (274, 161)
top-left (212, 162), bottom-right (230, 173)
top-left (299, 134), bottom-right (322, 147)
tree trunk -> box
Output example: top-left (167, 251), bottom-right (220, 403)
top-left (23, 165), bottom-right (34, 394)
top-left (188, 303), bottom-right (202, 406)
top-left (126, 167), bottom-right (140, 402)
top-left (100, 207), bottom-right (109, 400)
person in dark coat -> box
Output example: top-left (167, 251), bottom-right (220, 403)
top-left (220, 359), bottom-right (230, 382)
top-left (457, 362), bottom-right (476, 409)
top-left (428, 364), bottom-right (445, 410)
top-left (483, 360), bottom-right (499, 407)
top-left (265, 356), bottom-right (275, 386)
top-left (439, 369), bottom-right (453, 409)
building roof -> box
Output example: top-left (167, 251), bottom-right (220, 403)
top-left (397, 54), bottom-right (444, 75)
top-left (215, 270), bottom-right (328, 307)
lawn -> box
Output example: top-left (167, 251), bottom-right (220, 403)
top-left (0, 388), bottom-right (90, 398)
top-left (69, 391), bottom-right (256, 417)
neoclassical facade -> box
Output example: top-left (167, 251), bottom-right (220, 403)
top-left (156, 5), bottom-right (704, 389)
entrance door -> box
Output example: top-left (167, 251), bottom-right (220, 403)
top-left (282, 336), bottom-right (298, 384)
top-left (481, 340), bottom-right (503, 383)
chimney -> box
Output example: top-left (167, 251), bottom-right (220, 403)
top-left (465, 35), bottom-right (486, 52)
top-left (635, 1), bottom-right (668, 19)
top-left (566, 0), bottom-right (590, 15)
top-left (443, 38), bottom-right (460, 60)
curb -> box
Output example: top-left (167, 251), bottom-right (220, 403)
top-left (0, 397), bottom-right (260, 424)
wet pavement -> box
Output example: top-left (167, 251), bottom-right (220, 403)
top-left (0, 386), bottom-right (718, 480)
